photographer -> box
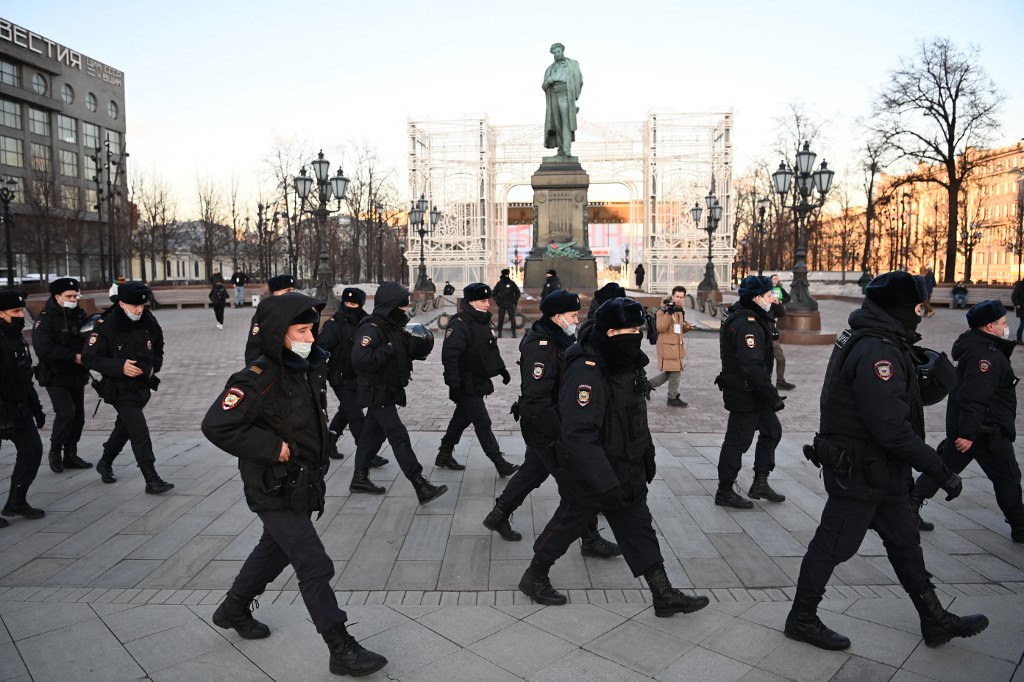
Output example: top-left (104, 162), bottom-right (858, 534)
top-left (649, 286), bottom-right (693, 407)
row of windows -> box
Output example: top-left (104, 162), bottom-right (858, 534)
top-left (0, 59), bottom-right (119, 119)
top-left (1, 98), bottom-right (115, 148)
top-left (0, 133), bottom-right (123, 179)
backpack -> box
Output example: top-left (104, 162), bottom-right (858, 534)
top-left (645, 310), bottom-right (658, 345)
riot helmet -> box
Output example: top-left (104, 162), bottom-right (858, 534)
top-left (405, 322), bottom-right (434, 360)
top-left (914, 347), bottom-right (956, 406)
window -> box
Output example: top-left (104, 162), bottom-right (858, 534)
top-left (57, 114), bottom-right (77, 144)
top-left (61, 83), bottom-right (74, 104)
top-left (28, 108), bottom-right (50, 136)
top-left (86, 93), bottom-right (97, 112)
top-left (0, 99), bottom-right (20, 129)
top-left (106, 130), bottom-right (122, 155)
top-left (30, 143), bottom-right (51, 172)
top-left (59, 149), bottom-right (78, 178)
top-left (0, 60), bottom-right (18, 87)
top-left (86, 187), bottom-right (99, 212)
top-left (0, 135), bottom-right (24, 167)
top-left (31, 73), bottom-right (47, 95)
top-left (60, 185), bottom-right (79, 210)
top-left (84, 153), bottom-right (98, 180)
top-left (83, 121), bottom-right (100, 149)
top-left (107, 100), bottom-right (119, 120)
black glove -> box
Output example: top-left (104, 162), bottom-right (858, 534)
top-left (940, 472), bottom-right (963, 501)
top-left (499, 369), bottom-right (511, 385)
top-left (597, 487), bottom-right (625, 509)
top-left (448, 386), bottom-right (463, 403)
top-left (510, 401), bottom-right (521, 422)
top-left (34, 412), bottom-right (45, 429)
top-left (771, 396), bottom-right (787, 412)
top-left (0, 418), bottom-right (14, 440)
top-left (150, 375), bottom-right (161, 392)
top-left (645, 457), bottom-right (657, 484)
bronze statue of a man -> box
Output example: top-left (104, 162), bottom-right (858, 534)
top-left (542, 43), bottom-right (583, 158)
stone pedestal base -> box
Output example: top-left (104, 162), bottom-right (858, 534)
top-left (697, 289), bottom-right (724, 304)
top-left (777, 310), bottom-right (837, 345)
top-left (523, 256), bottom-right (597, 291)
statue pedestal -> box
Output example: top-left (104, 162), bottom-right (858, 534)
top-left (778, 310), bottom-right (837, 345)
top-left (523, 159), bottom-right (597, 292)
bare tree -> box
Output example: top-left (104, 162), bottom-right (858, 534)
top-left (20, 167), bottom-right (62, 278)
top-left (189, 177), bottom-right (230, 279)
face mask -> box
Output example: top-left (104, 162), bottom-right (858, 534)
top-left (389, 308), bottom-right (410, 326)
top-left (605, 332), bottom-right (642, 363)
top-left (887, 305), bottom-right (921, 333)
top-left (290, 340), bottom-right (312, 359)
top-left (125, 311), bottom-right (142, 322)
top-left (564, 323), bottom-right (578, 336)
top-left (62, 301), bottom-right (78, 309)
top-left (1001, 326), bottom-right (1011, 341)
top-left (2, 316), bottom-right (25, 332)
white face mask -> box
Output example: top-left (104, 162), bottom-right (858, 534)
top-left (758, 296), bottom-right (772, 312)
top-left (565, 323), bottom-right (578, 336)
top-left (61, 300), bottom-right (78, 309)
top-left (290, 340), bottom-right (312, 359)
top-left (125, 311), bottom-right (142, 322)
top-left (1002, 326), bottom-right (1011, 341)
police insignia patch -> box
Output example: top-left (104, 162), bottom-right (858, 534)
top-left (146, 340), bottom-right (152, 350)
top-left (88, 334), bottom-right (97, 345)
top-left (979, 359), bottom-right (991, 373)
top-left (744, 334), bottom-right (756, 348)
top-left (445, 329), bottom-right (453, 338)
top-left (221, 387), bottom-right (245, 410)
top-left (533, 362), bottom-right (545, 379)
top-left (874, 361), bottom-right (893, 381)
top-left (251, 324), bottom-right (260, 336)
top-left (576, 384), bottom-right (592, 407)
top-left (360, 336), bottom-right (371, 347)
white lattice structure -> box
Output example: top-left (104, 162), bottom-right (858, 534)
top-left (407, 110), bottom-right (734, 293)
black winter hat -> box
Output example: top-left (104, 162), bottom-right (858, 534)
top-left (546, 269), bottom-right (557, 277)
top-left (463, 283), bottom-right (491, 302)
top-left (292, 307), bottom-right (321, 325)
top-left (114, 282), bottom-right (152, 305)
top-left (595, 297), bottom-right (646, 332)
top-left (540, 290), bottom-right (582, 316)
top-left (49, 277), bottom-right (80, 296)
top-left (0, 290), bottom-right (26, 311)
top-left (341, 287), bottom-right (366, 306)
top-left (268, 274), bottom-right (295, 292)
top-left (738, 275), bottom-right (773, 300)
top-left (593, 282), bottom-right (626, 305)
top-left (966, 299), bottom-right (1007, 328)
top-left (500, 268), bottom-right (510, 276)
top-left (865, 271), bottom-right (927, 308)
top-left (372, 281), bottom-right (410, 316)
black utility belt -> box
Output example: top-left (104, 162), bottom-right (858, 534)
top-left (806, 436), bottom-right (892, 488)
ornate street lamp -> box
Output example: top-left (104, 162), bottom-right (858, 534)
top-left (0, 177), bottom-right (17, 287)
top-left (375, 202), bottom-right (385, 284)
top-left (294, 150), bottom-right (349, 306)
top-left (755, 197), bottom-right (769, 276)
top-left (622, 243), bottom-right (630, 286)
top-left (410, 193), bottom-right (441, 292)
top-left (693, 183), bottom-right (724, 299)
top-left (960, 223), bottom-right (985, 283)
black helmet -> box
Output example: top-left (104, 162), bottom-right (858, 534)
top-left (404, 322), bottom-right (434, 360)
top-left (79, 312), bottom-right (103, 335)
top-left (915, 347), bottom-right (956, 406)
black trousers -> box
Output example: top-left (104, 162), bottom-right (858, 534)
top-left (498, 444), bottom-right (553, 509)
top-left (3, 404), bottom-right (43, 489)
top-left (914, 436), bottom-right (1024, 524)
top-left (213, 303), bottom-right (225, 324)
top-left (45, 385), bottom-right (85, 447)
top-left (717, 406), bottom-right (781, 484)
top-left (796, 494), bottom-right (932, 599)
top-left (497, 305), bottom-right (517, 336)
top-left (441, 394), bottom-right (500, 455)
top-left (103, 394), bottom-right (155, 466)
top-left (354, 403), bottom-right (422, 479)
top-left (231, 509), bottom-right (347, 633)
top-left (534, 496), bottom-right (663, 577)
top-left (328, 386), bottom-right (365, 448)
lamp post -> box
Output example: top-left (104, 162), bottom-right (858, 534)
top-left (960, 223), bottom-right (984, 283)
top-left (294, 150), bottom-right (349, 307)
top-left (0, 177), bottom-right (16, 286)
top-left (410, 193), bottom-right (441, 292)
top-left (623, 243), bottom-right (630, 287)
top-left (771, 141), bottom-right (835, 314)
top-left (375, 202), bottom-right (385, 284)
top-left (1011, 170), bottom-right (1024, 282)
top-left (513, 243), bottom-right (520, 277)
top-left (691, 184), bottom-right (724, 300)
top-left (755, 197), bottom-right (768, 276)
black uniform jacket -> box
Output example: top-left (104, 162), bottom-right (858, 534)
top-left (946, 328), bottom-right (1017, 442)
top-left (31, 297), bottom-right (90, 388)
top-left (316, 305), bottom-right (367, 391)
top-left (557, 325), bottom-right (655, 507)
top-left (209, 285), bottom-right (229, 306)
top-left (717, 300), bottom-right (779, 412)
top-left (82, 306), bottom-right (164, 404)
top-left (442, 301), bottom-right (506, 396)
top-left (351, 285), bottom-right (413, 408)
top-left (0, 319), bottom-right (42, 421)
top-left (818, 301), bottom-right (951, 500)
top-left (541, 276), bottom-right (561, 300)
top-left (202, 293), bottom-right (330, 515)
top-left (517, 317), bottom-right (574, 447)
top-left (492, 276), bottom-right (521, 307)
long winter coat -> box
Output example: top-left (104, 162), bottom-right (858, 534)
top-left (655, 307), bottom-right (690, 372)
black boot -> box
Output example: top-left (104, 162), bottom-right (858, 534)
top-left (748, 471), bottom-right (785, 502)
top-left (715, 481), bottom-right (753, 509)
top-left (643, 563), bottom-right (709, 617)
top-left (212, 591), bottom-right (270, 639)
top-left (140, 462), bottom-right (174, 495)
top-left (784, 592), bottom-right (851, 650)
top-left (435, 444), bottom-right (465, 471)
top-left (909, 492), bottom-right (934, 531)
top-left (1009, 514), bottom-right (1024, 543)
top-left (411, 474), bottom-right (448, 505)
top-left (322, 622), bottom-right (388, 677)
top-left (349, 468), bottom-right (385, 495)
top-left (486, 451), bottom-right (519, 478)
top-left (62, 443), bottom-right (93, 470)
top-left (2, 483), bottom-right (45, 520)
top-left (909, 588), bottom-right (989, 647)
top-left (518, 557), bottom-right (567, 605)
top-left (369, 455), bottom-right (389, 468)
top-left (96, 451), bottom-right (117, 484)
top-left (0, 517), bottom-right (7, 528)
top-left (483, 499), bottom-right (522, 541)
top-left (48, 442), bottom-right (64, 473)
top-left (328, 431), bottom-right (344, 460)
top-left (580, 518), bottom-right (621, 558)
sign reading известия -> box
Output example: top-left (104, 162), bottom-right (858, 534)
top-left (0, 18), bottom-right (123, 89)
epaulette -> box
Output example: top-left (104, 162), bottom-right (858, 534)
top-left (584, 360), bottom-right (597, 367)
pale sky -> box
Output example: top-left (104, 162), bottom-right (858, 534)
top-left (7, 0), bottom-right (1023, 214)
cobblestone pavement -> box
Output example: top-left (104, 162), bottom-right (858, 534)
top-left (2, 299), bottom-right (1022, 680)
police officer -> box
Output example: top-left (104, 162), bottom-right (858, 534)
top-left (201, 292), bottom-right (387, 677)
top-left (244, 274), bottom-right (296, 365)
top-left (541, 269), bottom-right (561, 300)
top-left (349, 281), bottom-right (447, 504)
top-left (435, 283), bottom-right (518, 477)
top-left (0, 290), bottom-right (46, 525)
top-left (83, 282), bottom-right (174, 494)
top-left (910, 300), bottom-right (1023, 541)
top-left (31, 277), bottom-right (93, 473)
top-left (713, 275), bottom-right (786, 508)
top-left (483, 290), bottom-right (620, 557)
top-left (519, 298), bottom-right (709, 616)
top-left (785, 271), bottom-right (988, 650)
top-left (585, 282), bottom-right (625, 322)
top-left (492, 269), bottom-right (521, 338)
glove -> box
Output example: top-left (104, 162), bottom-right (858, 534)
top-left (597, 487), bottom-right (625, 509)
top-left (940, 472), bottom-right (963, 501)
top-left (499, 369), bottom-right (511, 385)
top-left (34, 412), bottom-right (45, 429)
top-left (448, 386), bottom-right (463, 403)
top-left (510, 401), bottom-right (521, 422)
top-left (0, 418), bottom-right (14, 440)
top-left (645, 457), bottom-right (657, 484)
top-left (771, 396), bottom-right (787, 412)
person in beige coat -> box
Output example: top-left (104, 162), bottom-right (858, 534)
top-left (650, 286), bottom-right (693, 407)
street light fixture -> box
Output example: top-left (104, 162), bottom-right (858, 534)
top-left (0, 177), bottom-right (17, 287)
top-left (960, 223), bottom-right (985, 283)
top-left (294, 149), bottom-right (349, 306)
top-left (410, 193), bottom-right (441, 292)
top-left (623, 243), bottom-right (630, 287)
top-left (692, 183), bottom-right (724, 299)
top-left (375, 202), bottom-right (384, 284)
top-left (755, 197), bottom-right (769, 276)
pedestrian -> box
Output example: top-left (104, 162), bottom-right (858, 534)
top-left (107, 275), bottom-right (126, 302)
top-left (786, 270), bottom-right (987, 650)
top-left (769, 274), bottom-right (796, 390)
top-left (209, 280), bottom-right (229, 329)
top-left (348, 281), bottom-right (447, 504)
top-left (1011, 279), bottom-right (1024, 345)
top-left (230, 269), bottom-right (249, 308)
top-left (201, 292), bottom-right (388, 677)
top-left (483, 289), bottom-right (620, 557)
top-left (492, 268), bottom-right (521, 338)
top-left (541, 269), bottom-right (561, 300)
top-left (519, 298), bottom-right (709, 617)
top-left (649, 285), bottom-right (693, 408)
top-left (209, 269), bottom-right (224, 285)
top-left (82, 282), bottom-right (174, 494)
top-left (443, 281), bottom-right (455, 296)
top-left (244, 274), bottom-right (296, 365)
top-left (435, 283), bottom-right (519, 477)
top-left (634, 263), bottom-right (645, 289)
top-left (910, 300), bottom-right (1023, 542)
top-left (713, 275), bottom-right (786, 508)
top-left (584, 282), bottom-right (625, 322)
top-left (922, 267), bottom-right (937, 317)
top-left (31, 277), bottom-right (93, 473)
top-left (0, 290), bottom-right (46, 526)
top-left (952, 281), bottom-right (969, 309)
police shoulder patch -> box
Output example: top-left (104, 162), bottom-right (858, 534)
top-left (874, 360), bottom-right (893, 381)
top-left (445, 329), bottom-right (453, 338)
top-left (88, 334), bottom-right (98, 345)
top-left (979, 359), bottom-right (991, 373)
top-left (221, 387), bottom-right (245, 410)
top-left (576, 384), bottom-right (592, 407)
top-left (744, 334), bottom-right (756, 348)
top-left (360, 335), bottom-right (372, 347)
top-left (532, 362), bottom-right (545, 379)
top-left (251, 323), bottom-right (260, 336)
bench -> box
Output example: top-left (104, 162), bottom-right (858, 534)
top-left (929, 285), bottom-right (1014, 310)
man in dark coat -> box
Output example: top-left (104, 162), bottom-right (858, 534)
top-left (634, 263), bottom-right (645, 289)
top-left (230, 269), bottom-right (249, 308)
top-left (585, 282), bottom-right (625, 322)
top-left (31, 277), bottom-right (93, 473)
top-left (910, 300), bottom-right (1023, 541)
top-left (492, 268), bottom-right (521, 338)
top-left (540, 269), bottom-right (561, 300)
top-left (1011, 279), bottom-right (1024, 345)
top-left (201, 292), bottom-right (387, 677)
top-left (209, 281), bottom-right (229, 329)
top-left (244, 274), bottom-right (296, 365)
top-left (785, 271), bottom-right (987, 651)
